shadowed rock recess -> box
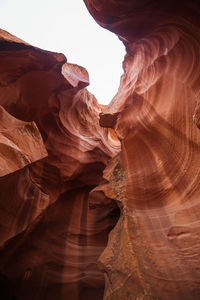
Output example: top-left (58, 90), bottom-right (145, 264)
top-left (0, 0), bottom-right (200, 299)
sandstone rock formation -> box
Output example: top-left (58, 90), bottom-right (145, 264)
top-left (84, 0), bottom-right (200, 299)
top-left (1, 0), bottom-right (200, 299)
top-left (0, 29), bottom-right (120, 299)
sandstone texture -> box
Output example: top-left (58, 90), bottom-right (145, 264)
top-left (0, 29), bottom-right (120, 299)
top-left (1, 0), bottom-right (200, 299)
top-left (84, 0), bottom-right (200, 299)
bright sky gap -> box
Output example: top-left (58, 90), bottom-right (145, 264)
top-left (0, 0), bottom-right (125, 104)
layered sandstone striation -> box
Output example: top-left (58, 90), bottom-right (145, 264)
top-left (0, 29), bottom-right (120, 299)
top-left (84, 0), bottom-right (200, 299)
top-left (1, 0), bottom-right (200, 299)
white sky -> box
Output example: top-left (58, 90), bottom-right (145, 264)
top-left (0, 0), bottom-right (125, 104)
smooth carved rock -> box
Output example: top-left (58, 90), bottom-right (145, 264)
top-left (0, 29), bottom-right (120, 299)
top-left (1, 0), bottom-right (200, 298)
top-left (0, 105), bottom-right (48, 248)
top-left (84, 0), bottom-right (200, 299)
top-left (0, 105), bottom-right (47, 177)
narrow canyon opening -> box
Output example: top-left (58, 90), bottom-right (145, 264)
top-left (1, 0), bottom-right (200, 300)
top-left (0, 0), bottom-right (125, 105)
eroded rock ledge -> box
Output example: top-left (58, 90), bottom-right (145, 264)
top-left (1, 0), bottom-right (200, 299)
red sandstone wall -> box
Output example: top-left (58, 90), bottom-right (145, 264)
top-left (1, 0), bottom-right (200, 299)
top-left (0, 29), bottom-right (120, 300)
top-left (85, 1), bottom-right (200, 299)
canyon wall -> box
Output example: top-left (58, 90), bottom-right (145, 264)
top-left (0, 29), bottom-right (120, 299)
top-left (84, 0), bottom-right (200, 299)
top-left (1, 0), bottom-right (200, 299)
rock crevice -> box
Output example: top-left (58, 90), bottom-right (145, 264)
top-left (1, 0), bottom-right (200, 299)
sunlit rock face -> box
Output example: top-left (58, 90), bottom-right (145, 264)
top-left (84, 0), bottom-right (200, 299)
top-left (0, 29), bottom-right (120, 299)
top-left (1, 0), bottom-right (200, 298)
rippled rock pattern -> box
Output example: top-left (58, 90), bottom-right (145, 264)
top-left (1, 0), bottom-right (200, 299)
top-left (0, 29), bottom-right (120, 299)
top-left (84, 0), bottom-right (200, 299)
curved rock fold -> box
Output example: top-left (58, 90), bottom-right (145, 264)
top-left (1, 0), bottom-right (200, 299)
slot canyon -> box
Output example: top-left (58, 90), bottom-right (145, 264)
top-left (0, 0), bottom-right (200, 299)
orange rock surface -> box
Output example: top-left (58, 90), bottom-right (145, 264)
top-left (0, 29), bottom-right (120, 299)
top-left (84, 0), bottom-right (200, 299)
top-left (1, 0), bottom-right (200, 299)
